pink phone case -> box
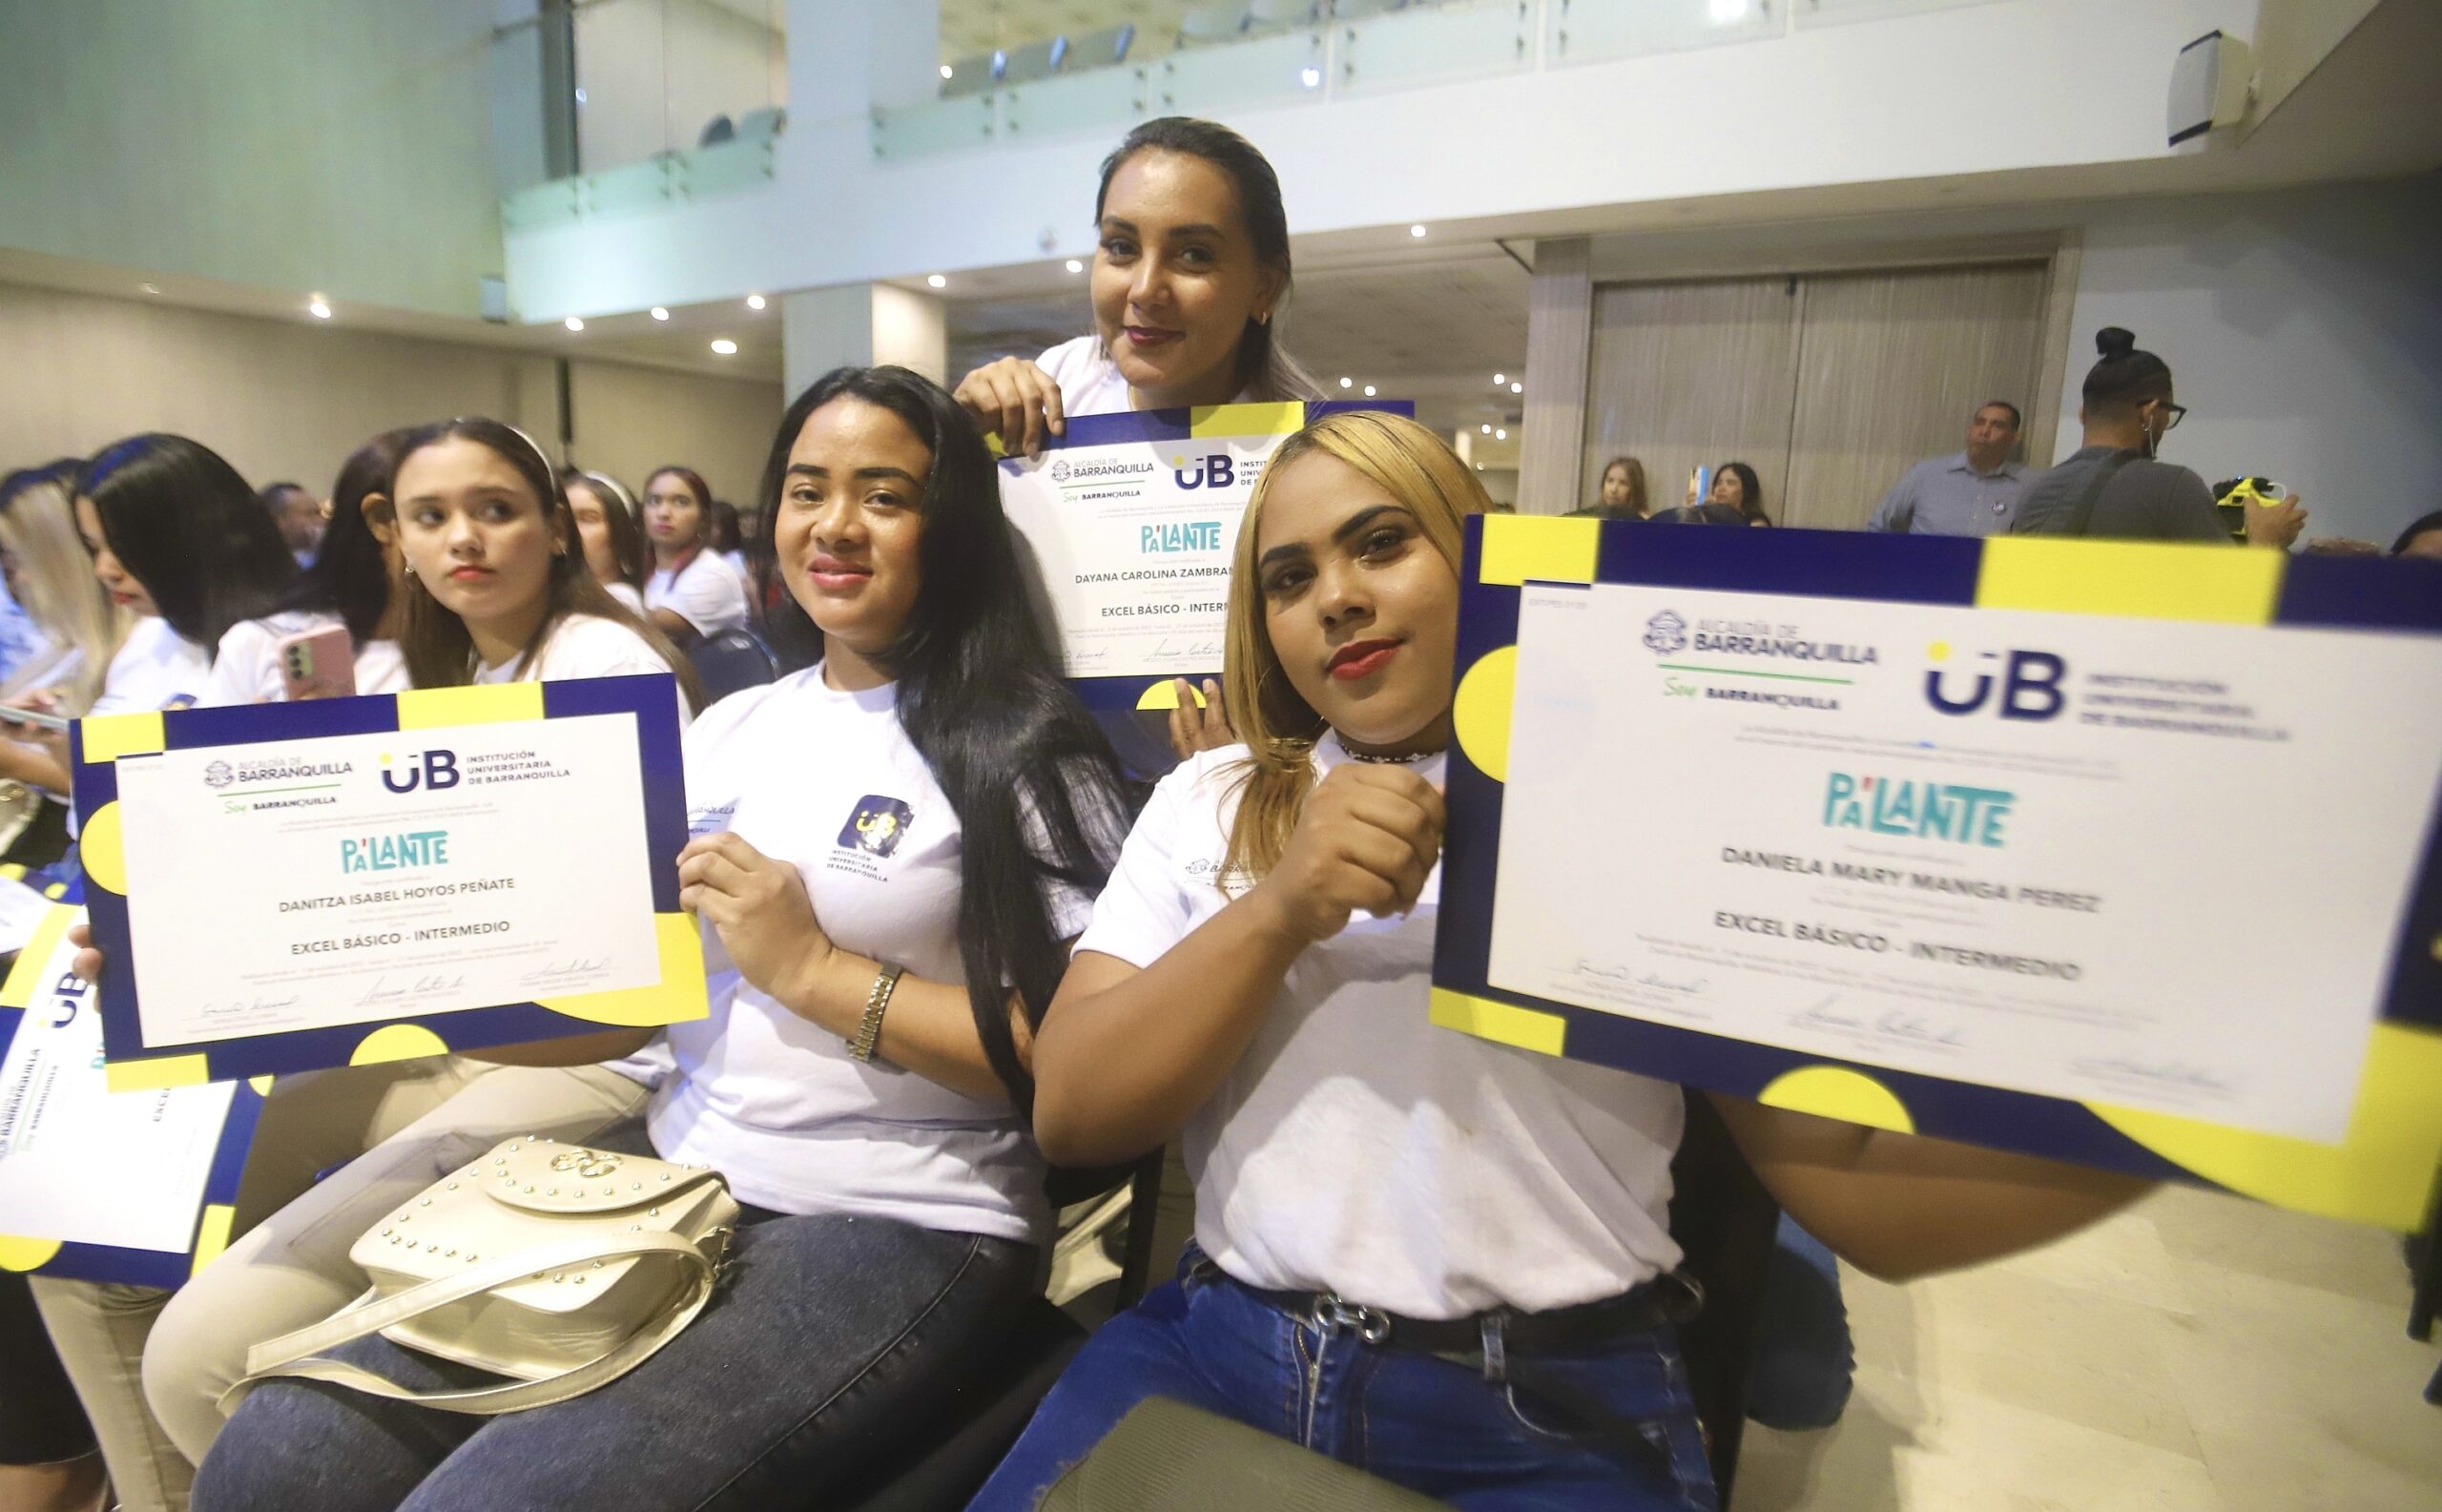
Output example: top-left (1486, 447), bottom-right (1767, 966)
top-left (276, 624), bottom-right (357, 701)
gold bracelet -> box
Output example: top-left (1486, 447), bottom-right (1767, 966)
top-left (849, 963), bottom-right (903, 1063)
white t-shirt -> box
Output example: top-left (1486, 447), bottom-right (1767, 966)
top-left (1036, 335), bottom-right (1262, 419)
top-left (1076, 735), bottom-right (1687, 1319)
top-left (647, 666), bottom-right (1097, 1241)
top-left (605, 582), bottom-right (646, 616)
top-left (643, 551), bottom-right (748, 637)
top-left (199, 611), bottom-right (408, 708)
top-left (472, 612), bottom-right (677, 691)
top-left (87, 616), bottom-right (210, 718)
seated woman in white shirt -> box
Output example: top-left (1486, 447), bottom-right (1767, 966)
top-left (637, 464), bottom-right (748, 647)
top-left (971, 412), bottom-right (2149, 1512)
top-left (562, 467), bottom-right (649, 616)
top-left (107, 418), bottom-right (699, 1478)
top-left (200, 429), bottom-right (415, 707)
top-left (176, 369), bottom-right (1134, 1512)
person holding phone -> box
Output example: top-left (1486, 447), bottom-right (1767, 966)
top-left (970, 410), bottom-right (2148, 1512)
top-left (198, 430), bottom-right (416, 708)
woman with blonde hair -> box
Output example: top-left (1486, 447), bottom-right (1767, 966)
top-left (0, 465), bottom-right (133, 863)
top-left (973, 410), bottom-right (2150, 1511)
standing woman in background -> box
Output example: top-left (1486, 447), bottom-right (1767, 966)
top-left (562, 468), bottom-right (649, 615)
top-left (954, 116), bottom-right (1317, 456)
top-left (953, 115), bottom-right (1314, 758)
top-left (200, 430), bottom-right (413, 707)
top-left (639, 464), bottom-right (749, 646)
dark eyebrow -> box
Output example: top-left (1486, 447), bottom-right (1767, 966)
top-left (786, 463), bottom-right (925, 487)
top-left (1256, 505), bottom-right (1414, 570)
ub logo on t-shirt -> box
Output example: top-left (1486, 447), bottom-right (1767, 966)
top-left (840, 796), bottom-right (914, 857)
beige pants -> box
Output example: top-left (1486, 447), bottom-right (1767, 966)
top-left (140, 1060), bottom-right (648, 1464)
top-left (30, 1055), bottom-right (500, 1512)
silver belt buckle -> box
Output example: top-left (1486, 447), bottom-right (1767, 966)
top-left (1312, 1294), bottom-right (1392, 1345)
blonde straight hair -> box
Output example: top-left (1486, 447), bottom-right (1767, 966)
top-left (0, 474), bottom-right (131, 712)
top-left (1218, 410), bottom-right (1487, 888)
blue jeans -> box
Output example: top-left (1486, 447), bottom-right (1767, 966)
top-left (1745, 1215), bottom-right (1854, 1432)
top-left (190, 1194), bottom-right (1038, 1512)
top-left (969, 1249), bottom-right (1716, 1512)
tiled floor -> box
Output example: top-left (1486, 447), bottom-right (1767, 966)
top-left (1733, 1185), bottom-right (2442, 1512)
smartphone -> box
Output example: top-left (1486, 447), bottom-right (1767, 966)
top-left (277, 624), bottom-right (357, 702)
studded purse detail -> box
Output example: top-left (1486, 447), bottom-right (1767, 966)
top-left (228, 1136), bottom-right (738, 1415)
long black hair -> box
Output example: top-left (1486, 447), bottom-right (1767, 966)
top-left (1095, 116), bottom-right (1320, 404)
top-left (389, 418), bottom-right (698, 707)
top-left (1713, 460), bottom-right (1769, 525)
top-left (74, 434), bottom-right (296, 656)
top-left (2082, 326), bottom-right (2174, 417)
top-left (757, 366), bottom-right (1135, 1111)
top-left (281, 428), bottom-right (409, 642)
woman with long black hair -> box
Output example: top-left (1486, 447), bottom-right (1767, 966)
top-left (181, 369), bottom-right (1133, 1511)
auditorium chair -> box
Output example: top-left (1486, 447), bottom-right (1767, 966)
top-left (687, 627), bottom-right (778, 703)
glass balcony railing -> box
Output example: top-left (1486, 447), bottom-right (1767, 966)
top-left (887, 0), bottom-right (1997, 161)
top-left (494, 0), bottom-right (786, 230)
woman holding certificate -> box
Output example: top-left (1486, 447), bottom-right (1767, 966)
top-left (970, 411), bottom-right (2150, 1512)
top-left (178, 369), bottom-right (1132, 1512)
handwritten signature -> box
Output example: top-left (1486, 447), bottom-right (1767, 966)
top-left (517, 958), bottom-right (610, 987)
top-left (1150, 635), bottom-right (1223, 664)
top-left (197, 994), bottom-right (302, 1020)
top-left (354, 973), bottom-right (468, 1008)
top-left (1790, 996), bottom-right (1966, 1048)
top-left (2068, 1057), bottom-right (2233, 1093)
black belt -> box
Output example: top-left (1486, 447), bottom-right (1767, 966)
top-left (1193, 1259), bottom-right (1705, 1484)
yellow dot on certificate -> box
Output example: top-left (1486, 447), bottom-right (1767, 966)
top-left (1927, 640), bottom-right (1951, 662)
top-left (1170, 455), bottom-right (1184, 467)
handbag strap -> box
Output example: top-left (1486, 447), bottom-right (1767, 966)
top-left (226, 1229), bottom-right (718, 1417)
top-left (2059, 448), bottom-right (2141, 537)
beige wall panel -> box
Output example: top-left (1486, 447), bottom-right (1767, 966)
top-left (565, 361), bottom-right (785, 511)
top-left (1582, 277), bottom-right (1801, 519)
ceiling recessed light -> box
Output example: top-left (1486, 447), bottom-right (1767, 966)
top-left (651, 306), bottom-right (670, 321)
top-left (564, 315), bottom-right (585, 332)
top-left (1495, 427), bottom-right (1507, 441)
top-left (1339, 376), bottom-right (1353, 388)
top-left (139, 282), bottom-right (160, 295)
top-left (940, 64), bottom-right (954, 79)
top-left (1300, 65), bottom-right (1321, 89)
top-left (1493, 372), bottom-right (1505, 385)
top-left (1065, 259), bottom-right (1084, 274)
top-left (710, 339), bottom-right (738, 356)
top-left (307, 297), bottom-right (333, 320)
top-left (746, 293), bottom-right (766, 310)
top-left (1363, 384), bottom-right (1376, 397)
top-left (926, 274), bottom-right (947, 289)
top-left (1509, 381), bottom-right (1522, 394)
top-left (1480, 424), bottom-right (1492, 435)
top-left (1409, 224), bottom-right (1427, 238)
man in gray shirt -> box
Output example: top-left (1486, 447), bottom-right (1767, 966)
top-left (1868, 401), bottom-right (2031, 535)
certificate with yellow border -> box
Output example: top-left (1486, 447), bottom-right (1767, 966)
top-left (73, 674), bottom-right (706, 1087)
top-left (1433, 516), bottom-right (2442, 1230)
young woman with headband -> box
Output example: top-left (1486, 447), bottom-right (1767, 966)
top-left (638, 464), bottom-right (749, 646)
top-left (562, 468), bottom-right (649, 615)
top-left (972, 410), bottom-right (2149, 1512)
top-left (169, 371), bottom-right (1133, 1509)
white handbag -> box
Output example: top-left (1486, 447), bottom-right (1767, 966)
top-left (232, 1135), bottom-right (739, 1416)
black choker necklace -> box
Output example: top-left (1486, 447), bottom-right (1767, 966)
top-left (1344, 747), bottom-right (1438, 765)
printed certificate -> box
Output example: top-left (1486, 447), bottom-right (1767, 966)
top-left (0, 906), bottom-right (263, 1286)
top-left (74, 674), bottom-right (705, 1084)
top-left (1431, 516), bottom-right (2442, 1229)
top-left (1488, 579), bottom-right (2442, 1145)
top-left (999, 402), bottom-right (1414, 687)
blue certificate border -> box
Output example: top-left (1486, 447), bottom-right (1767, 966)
top-left (1431, 516), bottom-right (2442, 1230)
top-left (0, 903), bottom-right (267, 1288)
top-left (71, 673), bottom-right (702, 1086)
